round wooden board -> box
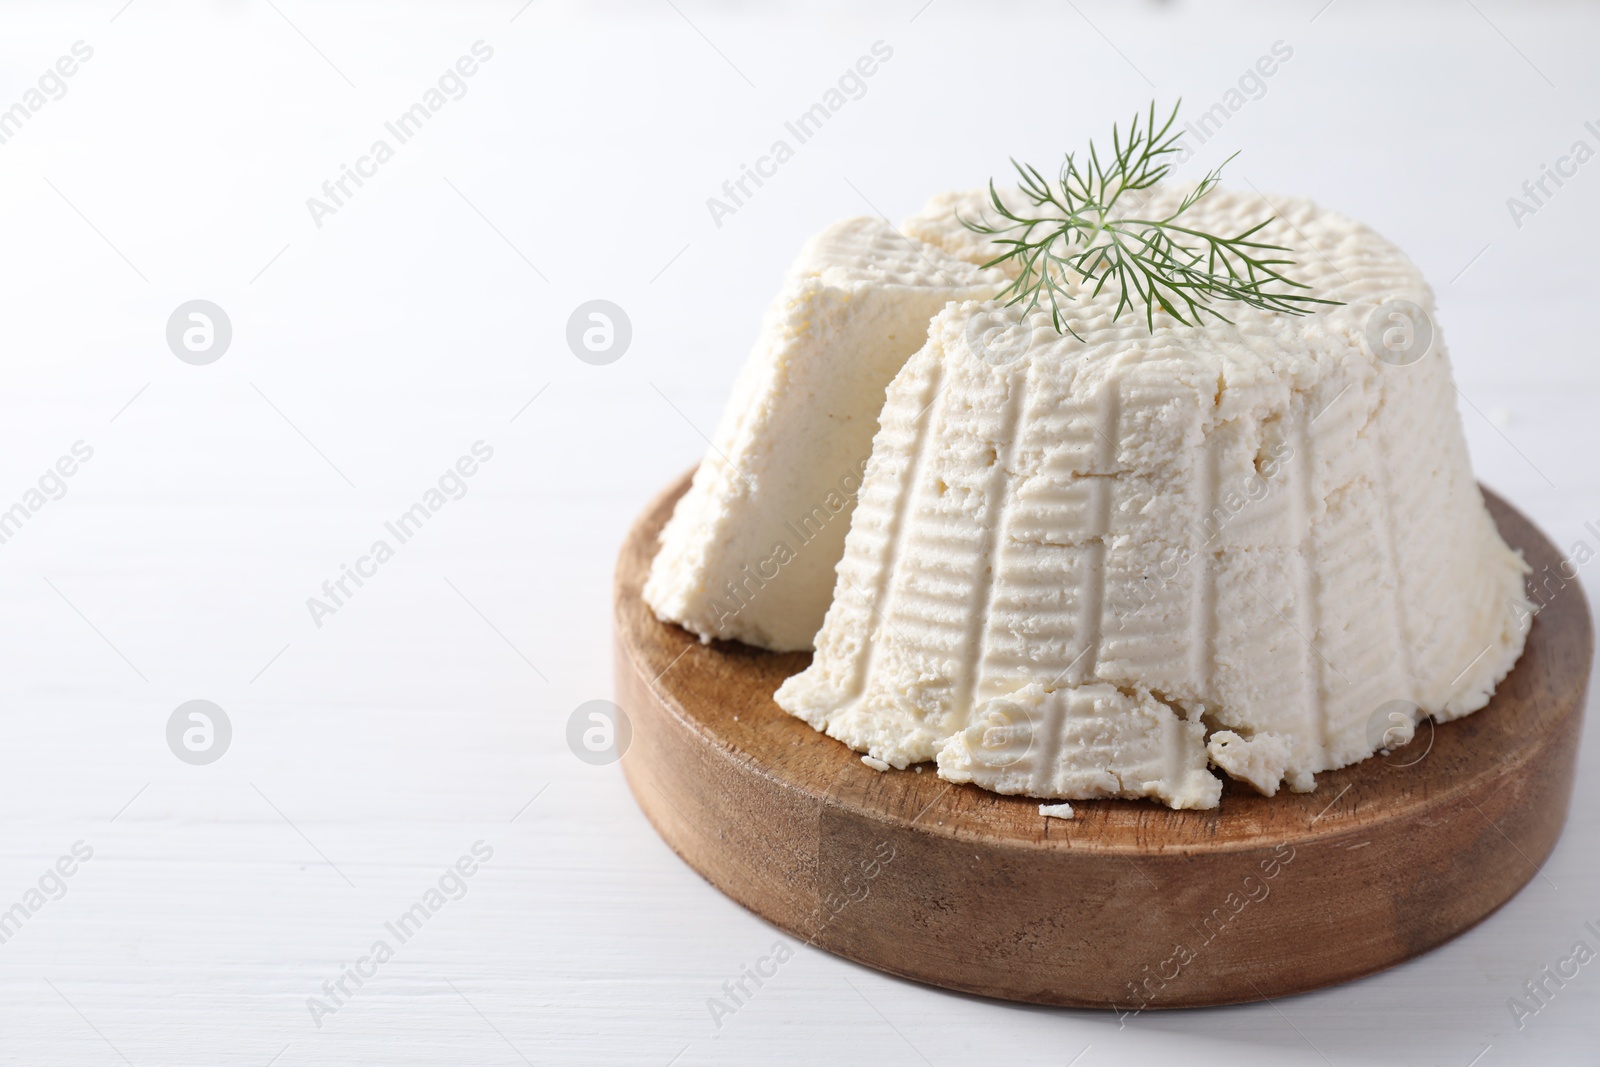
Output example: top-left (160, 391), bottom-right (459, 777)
top-left (613, 471), bottom-right (1592, 1010)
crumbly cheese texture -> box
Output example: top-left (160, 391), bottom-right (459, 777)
top-left (643, 217), bottom-right (1004, 650)
top-left (942, 683), bottom-right (1219, 809)
top-left (775, 184), bottom-right (1531, 807)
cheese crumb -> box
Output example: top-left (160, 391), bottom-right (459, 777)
top-left (1039, 802), bottom-right (1075, 819)
top-left (861, 755), bottom-right (891, 772)
top-left (1206, 730), bottom-right (1294, 797)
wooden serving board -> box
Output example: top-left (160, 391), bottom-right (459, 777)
top-left (613, 471), bottom-right (1592, 1009)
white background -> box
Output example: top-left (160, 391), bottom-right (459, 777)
top-left (0, 0), bottom-right (1595, 1064)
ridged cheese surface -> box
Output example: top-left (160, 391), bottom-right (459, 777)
top-left (774, 185), bottom-right (1530, 806)
top-left (643, 217), bottom-right (1004, 651)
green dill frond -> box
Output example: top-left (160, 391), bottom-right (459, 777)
top-left (958, 101), bottom-right (1340, 339)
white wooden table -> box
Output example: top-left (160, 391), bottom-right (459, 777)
top-left (0, 1), bottom-right (1596, 1063)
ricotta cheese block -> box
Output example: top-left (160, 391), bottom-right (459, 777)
top-left (774, 184), bottom-right (1531, 807)
top-left (644, 216), bottom-right (1003, 651)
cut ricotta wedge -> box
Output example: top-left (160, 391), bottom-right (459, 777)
top-left (644, 217), bottom-right (1003, 651)
top-left (774, 185), bottom-right (1531, 806)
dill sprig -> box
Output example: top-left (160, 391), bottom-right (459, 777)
top-left (960, 101), bottom-right (1340, 338)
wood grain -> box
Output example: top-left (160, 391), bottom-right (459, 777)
top-left (614, 470), bottom-right (1591, 1009)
